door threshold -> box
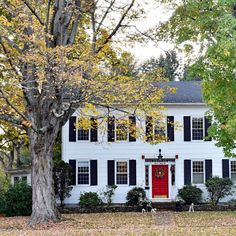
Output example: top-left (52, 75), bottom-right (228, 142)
top-left (151, 198), bottom-right (172, 202)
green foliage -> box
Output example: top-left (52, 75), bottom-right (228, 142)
top-left (178, 185), bottom-right (202, 204)
top-left (0, 169), bottom-right (10, 194)
top-left (0, 181), bottom-right (32, 216)
top-left (160, 0), bottom-right (236, 157)
top-left (205, 177), bottom-right (233, 205)
top-left (228, 199), bottom-right (236, 207)
top-left (102, 185), bottom-right (117, 206)
top-left (79, 192), bottom-right (102, 207)
top-left (53, 160), bottom-right (72, 207)
top-left (126, 187), bottom-right (146, 206)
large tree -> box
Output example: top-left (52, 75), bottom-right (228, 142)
top-left (0, 0), bottom-right (172, 224)
top-left (159, 0), bottom-right (236, 157)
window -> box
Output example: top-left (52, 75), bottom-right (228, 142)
top-left (78, 128), bottom-right (89, 141)
top-left (192, 161), bottom-right (204, 184)
top-left (13, 176), bottom-right (19, 185)
top-left (78, 161), bottom-right (89, 184)
top-left (192, 117), bottom-right (204, 140)
top-left (154, 120), bottom-right (166, 139)
top-left (231, 161), bottom-right (236, 182)
top-left (116, 161), bottom-right (128, 184)
top-left (22, 176), bottom-right (27, 183)
top-left (116, 120), bottom-right (128, 141)
top-left (145, 165), bottom-right (149, 187)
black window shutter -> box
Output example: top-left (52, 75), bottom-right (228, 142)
top-left (69, 160), bottom-right (76, 185)
top-left (129, 116), bottom-right (136, 142)
top-left (184, 116), bottom-right (191, 141)
top-left (184, 160), bottom-right (191, 185)
top-left (107, 160), bottom-right (115, 185)
top-left (205, 159), bottom-right (212, 181)
top-left (167, 116), bottom-right (174, 141)
top-left (222, 159), bottom-right (229, 178)
top-left (90, 160), bottom-right (98, 185)
top-left (90, 117), bottom-right (98, 142)
top-left (204, 117), bottom-right (212, 141)
top-left (108, 116), bottom-right (115, 142)
top-left (69, 116), bottom-right (76, 142)
top-left (129, 160), bottom-right (136, 185)
top-left (146, 116), bottom-right (153, 141)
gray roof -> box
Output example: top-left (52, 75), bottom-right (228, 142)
top-left (159, 81), bottom-right (203, 103)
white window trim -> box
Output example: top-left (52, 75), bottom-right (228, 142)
top-left (191, 116), bottom-right (205, 142)
top-left (115, 160), bottom-right (129, 185)
top-left (76, 118), bottom-right (91, 142)
top-left (191, 160), bottom-right (205, 185)
top-left (77, 160), bottom-right (90, 186)
top-left (230, 160), bottom-right (236, 183)
top-left (115, 119), bottom-right (129, 142)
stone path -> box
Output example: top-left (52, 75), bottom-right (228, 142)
top-left (155, 211), bottom-right (175, 226)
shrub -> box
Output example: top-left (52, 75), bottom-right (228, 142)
top-left (2, 181), bottom-right (32, 216)
top-left (79, 192), bottom-right (102, 207)
top-left (53, 160), bottom-right (73, 207)
top-left (178, 185), bottom-right (202, 204)
top-left (126, 187), bottom-right (146, 206)
top-left (205, 177), bottom-right (233, 205)
top-left (228, 199), bottom-right (236, 207)
top-left (102, 185), bottom-right (117, 206)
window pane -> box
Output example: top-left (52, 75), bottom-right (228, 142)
top-left (22, 176), bottom-right (27, 183)
top-left (116, 122), bottom-right (128, 141)
top-left (116, 161), bottom-right (128, 184)
top-left (117, 174), bottom-right (128, 184)
top-left (193, 173), bottom-right (204, 184)
top-left (231, 173), bottom-right (236, 182)
top-left (192, 118), bottom-right (204, 140)
top-left (231, 161), bottom-right (236, 182)
top-left (78, 161), bottom-right (89, 184)
top-left (154, 121), bottom-right (166, 138)
top-left (78, 128), bottom-right (89, 140)
top-left (14, 176), bottom-right (19, 185)
top-left (193, 161), bottom-right (204, 173)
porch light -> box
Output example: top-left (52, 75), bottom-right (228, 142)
top-left (157, 149), bottom-right (163, 161)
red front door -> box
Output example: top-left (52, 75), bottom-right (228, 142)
top-left (152, 165), bottom-right (168, 198)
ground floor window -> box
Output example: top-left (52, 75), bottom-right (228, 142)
top-left (116, 161), bottom-right (128, 184)
top-left (78, 161), bottom-right (90, 184)
top-left (192, 161), bottom-right (204, 184)
top-left (231, 161), bottom-right (236, 182)
top-left (145, 165), bottom-right (149, 187)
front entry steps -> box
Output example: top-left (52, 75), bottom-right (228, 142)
top-left (151, 202), bottom-right (176, 211)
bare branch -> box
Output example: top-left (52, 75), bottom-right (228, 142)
top-left (21, 0), bottom-right (44, 26)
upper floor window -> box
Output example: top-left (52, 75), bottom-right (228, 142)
top-left (231, 161), bottom-right (236, 182)
top-left (116, 161), bottom-right (128, 184)
top-left (192, 161), bottom-right (204, 184)
top-left (116, 120), bottom-right (128, 141)
top-left (78, 128), bottom-right (90, 141)
top-left (78, 161), bottom-right (90, 185)
top-left (192, 117), bottom-right (204, 140)
top-left (154, 120), bottom-right (166, 138)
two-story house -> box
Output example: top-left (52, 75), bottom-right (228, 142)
top-left (62, 81), bottom-right (236, 204)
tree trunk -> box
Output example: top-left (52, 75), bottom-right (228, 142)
top-left (28, 129), bottom-right (60, 225)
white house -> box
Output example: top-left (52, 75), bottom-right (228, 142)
top-left (62, 81), bottom-right (235, 204)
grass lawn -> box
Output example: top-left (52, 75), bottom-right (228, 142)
top-left (1, 212), bottom-right (236, 235)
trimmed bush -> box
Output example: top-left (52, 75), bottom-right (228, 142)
top-left (1, 181), bottom-right (32, 216)
top-left (79, 192), bottom-right (102, 207)
top-left (126, 187), bottom-right (146, 206)
top-left (205, 177), bottom-right (233, 205)
top-left (178, 185), bottom-right (202, 204)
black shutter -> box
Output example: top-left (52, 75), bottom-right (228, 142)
top-left (69, 160), bottom-right (76, 185)
top-left (184, 116), bottom-right (191, 141)
top-left (90, 160), bottom-right (98, 185)
top-left (167, 116), bottom-right (174, 141)
top-left (69, 116), bottom-right (76, 142)
top-left (107, 160), bottom-right (115, 185)
top-left (184, 160), bottom-right (191, 185)
top-left (108, 116), bottom-right (115, 142)
top-left (204, 117), bottom-right (212, 141)
top-left (129, 116), bottom-right (136, 142)
top-left (90, 117), bottom-right (98, 142)
top-left (222, 159), bottom-right (229, 178)
top-left (146, 116), bottom-right (153, 141)
top-left (129, 160), bottom-right (136, 185)
top-left (205, 159), bottom-right (212, 181)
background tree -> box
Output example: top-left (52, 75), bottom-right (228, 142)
top-left (0, 0), bottom-right (172, 224)
top-left (158, 0), bottom-right (236, 157)
top-left (53, 160), bottom-right (72, 207)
